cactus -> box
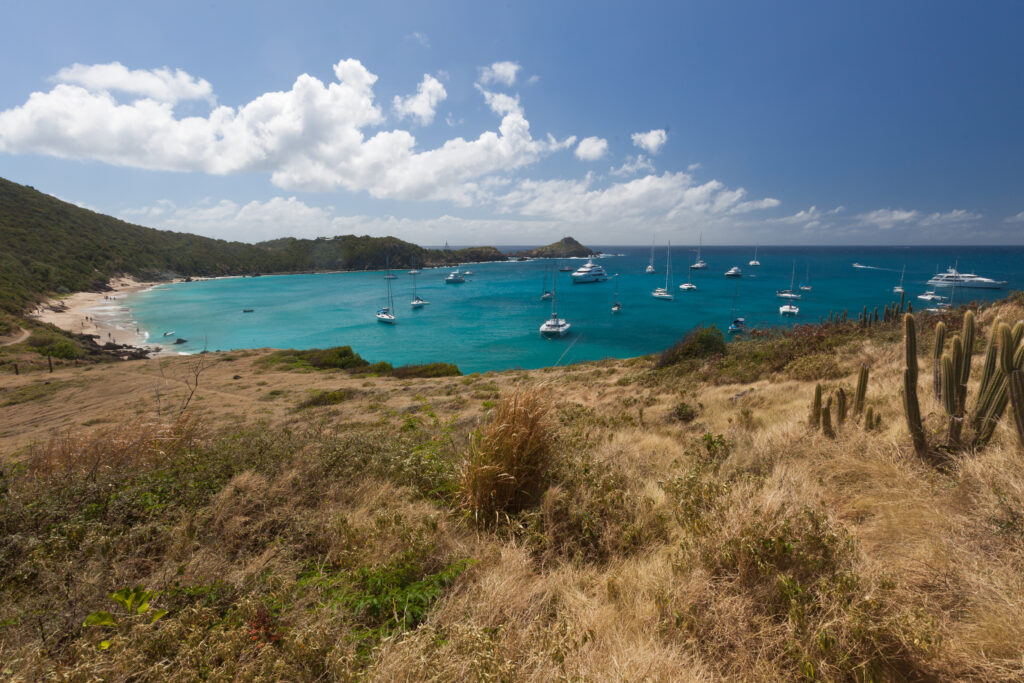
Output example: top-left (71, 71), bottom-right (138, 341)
top-left (907, 302), bottom-right (913, 313)
top-left (941, 353), bottom-right (963, 446)
top-left (1013, 321), bottom-right (1024, 349)
top-left (899, 290), bottom-right (905, 313)
top-left (810, 384), bottom-right (822, 429)
top-left (842, 309), bottom-right (848, 323)
top-left (864, 406), bottom-right (874, 431)
top-left (873, 307), bottom-right (879, 323)
top-left (854, 365), bottom-right (869, 416)
top-left (960, 311), bottom-right (975, 388)
top-left (933, 321), bottom-right (946, 401)
top-left (974, 317), bottom-right (1002, 425)
top-left (836, 388), bottom-right (848, 425)
top-left (972, 323), bottom-right (1014, 446)
top-left (902, 314), bottom-right (928, 458)
top-left (1008, 369), bottom-right (1024, 449)
top-left (822, 396), bottom-right (836, 439)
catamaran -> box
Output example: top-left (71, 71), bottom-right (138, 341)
top-left (540, 263), bottom-right (570, 336)
top-left (540, 262), bottom-right (553, 300)
top-left (645, 235), bottom-right (656, 274)
top-left (798, 263), bottom-right (812, 291)
top-left (612, 274), bottom-right (622, 313)
top-left (749, 244), bottom-right (760, 267)
top-left (724, 266), bottom-right (743, 278)
top-left (679, 266), bottom-right (696, 291)
top-left (376, 260), bottom-right (397, 323)
top-left (690, 232), bottom-right (708, 270)
top-left (779, 261), bottom-right (800, 316)
top-left (893, 265), bottom-right (906, 294)
top-left (652, 241), bottom-right (674, 300)
top-left (410, 270), bottom-right (429, 307)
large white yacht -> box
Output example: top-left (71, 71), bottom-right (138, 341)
top-left (570, 260), bottom-right (609, 283)
top-left (724, 266), bottom-right (743, 278)
top-left (445, 270), bottom-right (465, 284)
top-left (926, 267), bottom-right (1006, 289)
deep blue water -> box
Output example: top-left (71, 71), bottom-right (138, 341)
top-left (126, 246), bottom-right (1024, 373)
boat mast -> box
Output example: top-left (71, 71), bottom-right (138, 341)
top-left (665, 241), bottom-right (672, 289)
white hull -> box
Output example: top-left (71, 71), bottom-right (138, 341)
top-left (679, 283), bottom-right (696, 291)
top-left (780, 305), bottom-right (799, 316)
top-left (652, 288), bottom-right (674, 300)
top-left (540, 318), bottom-right (570, 336)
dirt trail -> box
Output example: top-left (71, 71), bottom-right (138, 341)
top-left (0, 327), bottom-right (30, 347)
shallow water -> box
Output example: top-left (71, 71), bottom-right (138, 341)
top-left (126, 245), bottom-right (1024, 373)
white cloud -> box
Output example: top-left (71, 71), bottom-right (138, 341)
top-left (687, 162), bottom-right (701, 172)
top-left (610, 154), bottom-right (654, 177)
top-left (0, 58), bottom-right (573, 205)
top-left (856, 207), bottom-right (981, 230)
top-left (120, 196), bottom-right (560, 244)
top-left (631, 129), bottom-right (667, 155)
top-left (527, 75), bottom-right (541, 85)
top-left (407, 31), bottom-right (430, 48)
top-left (771, 205), bottom-right (845, 225)
top-left (1006, 211), bottom-right (1024, 223)
top-left (53, 61), bottom-right (214, 104)
top-left (392, 74), bottom-right (447, 125)
top-left (575, 136), bottom-right (608, 161)
top-left (478, 61), bottom-right (521, 87)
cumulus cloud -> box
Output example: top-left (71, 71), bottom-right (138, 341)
top-left (1006, 211), bottom-right (1024, 223)
top-left (610, 154), bottom-right (654, 177)
top-left (574, 136), bottom-right (608, 161)
top-left (0, 58), bottom-right (575, 205)
top-left (392, 74), bottom-right (446, 125)
top-left (857, 208), bottom-right (981, 230)
top-left (121, 196), bottom-right (560, 244)
top-left (478, 61), bottom-right (521, 87)
top-left (53, 62), bottom-right (214, 104)
top-left (407, 31), bottom-right (430, 48)
top-left (631, 129), bottom-right (667, 155)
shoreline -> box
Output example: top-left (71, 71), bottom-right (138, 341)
top-left (28, 276), bottom-right (177, 357)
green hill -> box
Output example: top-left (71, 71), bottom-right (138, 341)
top-left (0, 177), bottom-right (505, 313)
top-left (511, 236), bottom-right (595, 258)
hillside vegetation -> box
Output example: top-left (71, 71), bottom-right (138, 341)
top-left (2, 295), bottom-right (1024, 679)
top-left (0, 177), bottom-right (506, 314)
top-left (511, 236), bottom-right (595, 258)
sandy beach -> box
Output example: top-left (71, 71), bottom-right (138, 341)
top-left (29, 276), bottom-right (174, 355)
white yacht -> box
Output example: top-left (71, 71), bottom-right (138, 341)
top-left (679, 267), bottom-right (696, 291)
top-left (926, 267), bottom-right (1006, 289)
top-left (407, 268), bottom-right (421, 275)
top-left (652, 241), bottom-right (674, 300)
top-left (611, 274), bottom-right (622, 313)
top-left (462, 269), bottom-right (474, 276)
top-left (748, 244), bottom-right (760, 267)
top-left (445, 270), bottom-right (465, 284)
top-left (724, 266), bottom-right (743, 278)
top-left (893, 265), bottom-right (906, 294)
top-left (571, 260), bottom-right (609, 283)
top-left (645, 235), bottom-right (656, 274)
top-left (917, 291), bottom-right (945, 302)
top-left (690, 232), bottom-right (708, 270)
top-left (780, 302), bottom-right (799, 316)
top-left (798, 264), bottom-right (812, 291)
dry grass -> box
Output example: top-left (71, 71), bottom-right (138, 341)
top-left (2, 301), bottom-right (1024, 680)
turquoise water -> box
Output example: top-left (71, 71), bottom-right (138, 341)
top-left (127, 246), bottom-right (1024, 374)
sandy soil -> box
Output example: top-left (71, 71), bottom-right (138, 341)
top-left (27, 276), bottom-right (173, 355)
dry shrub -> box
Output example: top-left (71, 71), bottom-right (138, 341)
top-left (25, 414), bottom-right (205, 478)
top-left (458, 387), bottom-right (554, 521)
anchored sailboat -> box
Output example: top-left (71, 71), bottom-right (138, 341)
top-left (376, 258), bottom-right (397, 323)
top-left (652, 241), bottom-right (675, 300)
top-left (540, 260), bottom-right (570, 336)
top-left (410, 270), bottom-right (429, 307)
top-left (728, 281), bottom-right (746, 334)
top-left (612, 274), bottom-right (622, 313)
top-left (749, 244), bottom-right (760, 267)
top-left (780, 261), bottom-right (800, 316)
top-left (645, 235), bottom-right (656, 274)
top-left (690, 232), bottom-right (708, 270)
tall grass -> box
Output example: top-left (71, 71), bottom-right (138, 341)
top-left (458, 387), bottom-right (554, 521)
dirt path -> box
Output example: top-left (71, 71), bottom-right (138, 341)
top-left (0, 327), bottom-right (30, 347)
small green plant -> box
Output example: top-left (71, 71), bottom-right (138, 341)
top-left (671, 399), bottom-right (697, 423)
top-left (83, 585), bottom-right (168, 650)
top-left (854, 365), bottom-right (869, 416)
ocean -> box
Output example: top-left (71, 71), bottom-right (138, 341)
top-left (124, 245), bottom-right (1024, 374)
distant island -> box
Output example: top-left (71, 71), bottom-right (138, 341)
top-left (511, 236), bottom-right (596, 259)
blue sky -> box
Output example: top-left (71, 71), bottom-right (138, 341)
top-left (1, 0), bottom-right (1022, 245)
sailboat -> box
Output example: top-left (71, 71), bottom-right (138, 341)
top-left (376, 258), bottom-right (397, 323)
top-left (652, 241), bottom-right (674, 300)
top-left (540, 261), bottom-right (570, 336)
top-left (893, 265), bottom-right (906, 294)
top-left (611, 274), bottom-right (622, 313)
top-left (780, 261), bottom-right (800, 316)
top-left (410, 270), bottom-right (429, 307)
top-left (679, 265), bottom-right (696, 291)
top-left (540, 262), bottom-right (553, 300)
top-left (690, 232), bottom-right (708, 270)
top-left (799, 263), bottom-right (812, 291)
top-left (728, 281), bottom-right (746, 334)
top-left (645, 235), bottom-right (656, 274)
top-left (749, 244), bottom-right (761, 266)
top-left (558, 238), bottom-right (573, 272)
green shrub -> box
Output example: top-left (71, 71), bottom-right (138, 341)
top-left (671, 400), bottom-right (698, 423)
top-left (26, 331), bottom-right (81, 359)
top-left (390, 363), bottom-right (462, 379)
top-left (657, 326), bottom-right (727, 368)
top-left (296, 389), bottom-right (350, 409)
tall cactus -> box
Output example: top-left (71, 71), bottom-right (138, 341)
top-left (960, 311), bottom-right (975, 388)
top-left (810, 384), bottom-right (822, 429)
top-left (822, 396), bottom-right (836, 439)
top-left (973, 323), bottom-right (1014, 447)
top-left (941, 352), bottom-right (963, 446)
top-left (1008, 369), bottom-right (1024, 449)
top-left (836, 388), bottom-right (848, 425)
top-left (933, 321), bottom-right (946, 401)
top-left (903, 313), bottom-right (928, 458)
top-left (854, 365), bottom-right (869, 416)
